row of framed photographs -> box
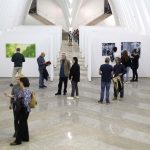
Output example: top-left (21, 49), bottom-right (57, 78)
top-left (102, 42), bottom-right (141, 56)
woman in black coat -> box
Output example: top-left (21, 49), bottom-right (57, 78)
top-left (68, 57), bottom-right (80, 99)
top-left (130, 49), bottom-right (140, 82)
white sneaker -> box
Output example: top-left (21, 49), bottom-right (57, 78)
top-left (67, 97), bottom-right (74, 100)
top-left (75, 96), bottom-right (80, 99)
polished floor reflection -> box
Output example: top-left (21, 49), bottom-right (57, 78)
top-left (0, 42), bottom-right (150, 150)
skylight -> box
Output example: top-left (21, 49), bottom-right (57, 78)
top-left (69, 17), bottom-right (72, 24)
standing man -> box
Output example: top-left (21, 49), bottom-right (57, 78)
top-left (98, 57), bottom-right (113, 104)
top-left (10, 48), bottom-right (25, 87)
top-left (55, 53), bottom-right (70, 95)
top-left (37, 52), bottom-right (50, 88)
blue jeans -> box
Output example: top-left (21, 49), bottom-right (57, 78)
top-left (124, 67), bottom-right (130, 82)
top-left (100, 81), bottom-right (111, 103)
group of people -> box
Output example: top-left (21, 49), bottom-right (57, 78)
top-left (9, 48), bottom-right (81, 100)
top-left (36, 52), bottom-right (80, 99)
top-left (4, 45), bottom-right (140, 146)
top-left (54, 53), bottom-right (80, 99)
top-left (72, 29), bottom-right (79, 45)
top-left (99, 47), bottom-right (140, 104)
top-left (68, 29), bottom-right (79, 46)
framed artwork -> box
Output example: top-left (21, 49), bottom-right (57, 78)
top-left (6, 43), bottom-right (36, 58)
top-left (121, 42), bottom-right (141, 56)
top-left (102, 43), bottom-right (115, 56)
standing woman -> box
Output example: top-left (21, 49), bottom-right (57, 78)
top-left (130, 49), bottom-right (140, 82)
top-left (68, 57), bottom-right (80, 99)
top-left (10, 77), bottom-right (31, 145)
top-left (121, 50), bottom-right (131, 83)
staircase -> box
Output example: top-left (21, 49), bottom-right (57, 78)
top-left (54, 41), bottom-right (87, 81)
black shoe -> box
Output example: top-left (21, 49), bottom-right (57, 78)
top-left (10, 141), bottom-right (21, 146)
top-left (63, 93), bottom-right (67, 95)
top-left (10, 83), bottom-right (13, 87)
top-left (22, 139), bottom-right (29, 142)
top-left (134, 79), bottom-right (138, 82)
top-left (39, 85), bottom-right (47, 89)
top-left (55, 92), bottom-right (61, 95)
top-left (98, 100), bottom-right (103, 104)
top-left (130, 79), bottom-right (135, 82)
top-left (39, 86), bottom-right (44, 88)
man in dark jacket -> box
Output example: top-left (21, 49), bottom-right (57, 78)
top-left (10, 48), bottom-right (25, 86)
top-left (55, 53), bottom-right (70, 95)
top-left (37, 52), bottom-right (50, 88)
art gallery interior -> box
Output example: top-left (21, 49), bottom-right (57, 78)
top-left (0, 0), bottom-right (150, 149)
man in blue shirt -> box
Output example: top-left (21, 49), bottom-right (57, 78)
top-left (98, 57), bottom-right (113, 104)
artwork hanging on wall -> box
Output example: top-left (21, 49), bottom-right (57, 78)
top-left (121, 42), bottom-right (141, 56)
top-left (102, 43), bottom-right (115, 56)
top-left (6, 43), bottom-right (36, 58)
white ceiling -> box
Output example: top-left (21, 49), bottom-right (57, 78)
top-left (53, 0), bottom-right (104, 30)
top-left (55, 0), bottom-right (85, 27)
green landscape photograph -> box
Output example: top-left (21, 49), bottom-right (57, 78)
top-left (6, 43), bottom-right (36, 58)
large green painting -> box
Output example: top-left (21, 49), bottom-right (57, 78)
top-left (6, 43), bottom-right (36, 58)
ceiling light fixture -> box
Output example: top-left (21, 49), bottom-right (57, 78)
top-left (69, 0), bottom-right (73, 4)
top-left (69, 17), bottom-right (72, 24)
top-left (69, 8), bottom-right (72, 15)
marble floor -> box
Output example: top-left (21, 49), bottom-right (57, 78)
top-left (0, 41), bottom-right (150, 150)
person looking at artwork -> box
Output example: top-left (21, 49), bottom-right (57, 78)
top-left (37, 52), bottom-right (51, 88)
top-left (67, 57), bottom-right (80, 100)
top-left (130, 49), bottom-right (140, 82)
top-left (112, 57), bottom-right (126, 100)
top-left (121, 50), bottom-right (131, 83)
top-left (98, 57), bottom-right (113, 104)
top-left (110, 47), bottom-right (117, 62)
top-left (55, 53), bottom-right (70, 95)
top-left (10, 48), bottom-right (25, 87)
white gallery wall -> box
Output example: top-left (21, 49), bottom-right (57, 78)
top-left (0, 26), bottom-right (62, 80)
top-left (80, 26), bottom-right (150, 81)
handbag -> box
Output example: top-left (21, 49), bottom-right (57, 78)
top-left (29, 91), bottom-right (37, 108)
